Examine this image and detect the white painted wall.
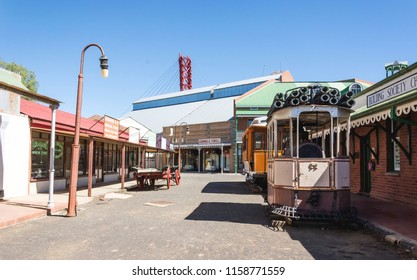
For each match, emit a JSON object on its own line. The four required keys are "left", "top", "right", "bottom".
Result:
{"left": 0, "top": 113, "right": 30, "bottom": 198}
{"left": 29, "top": 176, "right": 97, "bottom": 194}
{"left": 103, "top": 173, "right": 119, "bottom": 183}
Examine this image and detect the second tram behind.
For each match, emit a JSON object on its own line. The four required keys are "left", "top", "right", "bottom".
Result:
{"left": 242, "top": 116, "right": 268, "bottom": 190}
{"left": 266, "top": 85, "right": 356, "bottom": 224}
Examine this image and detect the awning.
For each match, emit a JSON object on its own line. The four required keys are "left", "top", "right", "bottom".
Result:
{"left": 350, "top": 87, "right": 417, "bottom": 127}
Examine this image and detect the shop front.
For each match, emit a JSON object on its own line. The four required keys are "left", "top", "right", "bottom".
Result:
{"left": 174, "top": 141, "right": 231, "bottom": 173}
{"left": 20, "top": 99, "right": 165, "bottom": 195}
{"left": 350, "top": 61, "right": 417, "bottom": 207}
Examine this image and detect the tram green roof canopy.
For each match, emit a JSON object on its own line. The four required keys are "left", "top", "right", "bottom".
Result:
{"left": 235, "top": 80, "right": 372, "bottom": 116}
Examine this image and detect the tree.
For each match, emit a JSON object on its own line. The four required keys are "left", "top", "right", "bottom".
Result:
{"left": 0, "top": 58, "right": 39, "bottom": 93}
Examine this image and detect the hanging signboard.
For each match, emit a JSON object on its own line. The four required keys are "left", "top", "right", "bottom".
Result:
{"left": 103, "top": 115, "right": 120, "bottom": 140}
{"left": 148, "top": 131, "right": 157, "bottom": 147}
{"left": 198, "top": 138, "right": 221, "bottom": 145}
{"left": 161, "top": 137, "right": 167, "bottom": 150}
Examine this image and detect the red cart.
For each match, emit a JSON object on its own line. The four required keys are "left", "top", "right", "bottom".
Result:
{"left": 133, "top": 165, "right": 180, "bottom": 190}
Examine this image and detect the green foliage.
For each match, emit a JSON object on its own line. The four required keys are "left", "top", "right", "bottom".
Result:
{"left": 0, "top": 58, "right": 39, "bottom": 93}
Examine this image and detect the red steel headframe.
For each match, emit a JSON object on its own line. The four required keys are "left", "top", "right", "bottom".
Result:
{"left": 179, "top": 53, "right": 192, "bottom": 91}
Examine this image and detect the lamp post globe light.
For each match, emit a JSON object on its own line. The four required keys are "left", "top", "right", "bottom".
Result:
{"left": 67, "top": 43, "right": 108, "bottom": 217}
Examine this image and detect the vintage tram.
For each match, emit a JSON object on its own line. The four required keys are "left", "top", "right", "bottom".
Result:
{"left": 266, "top": 85, "right": 356, "bottom": 227}
{"left": 242, "top": 116, "right": 268, "bottom": 190}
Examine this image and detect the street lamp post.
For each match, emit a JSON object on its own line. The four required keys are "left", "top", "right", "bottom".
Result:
{"left": 67, "top": 43, "right": 108, "bottom": 217}
{"left": 177, "top": 122, "right": 189, "bottom": 172}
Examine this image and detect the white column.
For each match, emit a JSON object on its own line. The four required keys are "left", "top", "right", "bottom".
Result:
{"left": 221, "top": 144, "right": 224, "bottom": 174}
{"left": 47, "top": 104, "right": 59, "bottom": 210}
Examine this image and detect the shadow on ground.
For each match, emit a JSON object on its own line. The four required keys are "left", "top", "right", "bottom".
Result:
{"left": 185, "top": 202, "right": 268, "bottom": 225}
{"left": 201, "top": 181, "right": 256, "bottom": 195}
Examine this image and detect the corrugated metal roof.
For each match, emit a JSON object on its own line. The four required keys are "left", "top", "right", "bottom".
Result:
{"left": 0, "top": 68, "right": 29, "bottom": 91}
{"left": 122, "top": 97, "right": 235, "bottom": 132}
{"left": 21, "top": 99, "right": 103, "bottom": 134}
{"left": 0, "top": 68, "right": 61, "bottom": 105}
{"left": 133, "top": 73, "right": 284, "bottom": 104}
{"left": 124, "top": 72, "right": 292, "bottom": 133}
{"left": 173, "top": 97, "right": 235, "bottom": 125}
{"left": 20, "top": 99, "right": 129, "bottom": 140}
{"left": 121, "top": 100, "right": 207, "bottom": 133}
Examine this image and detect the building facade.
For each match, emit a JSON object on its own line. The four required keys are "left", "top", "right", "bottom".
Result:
{"left": 0, "top": 68, "right": 60, "bottom": 198}
{"left": 124, "top": 72, "right": 294, "bottom": 173}
{"left": 350, "top": 61, "right": 417, "bottom": 207}
{"left": 162, "top": 121, "right": 233, "bottom": 172}
{"left": 20, "top": 99, "right": 171, "bottom": 196}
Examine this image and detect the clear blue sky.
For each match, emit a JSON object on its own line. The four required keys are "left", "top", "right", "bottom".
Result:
{"left": 1, "top": 0, "right": 417, "bottom": 118}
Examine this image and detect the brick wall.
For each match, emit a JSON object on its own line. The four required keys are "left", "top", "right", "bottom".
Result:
{"left": 350, "top": 113, "right": 417, "bottom": 207}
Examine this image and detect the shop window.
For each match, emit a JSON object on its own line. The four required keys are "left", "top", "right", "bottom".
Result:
{"left": 94, "top": 142, "right": 103, "bottom": 176}
{"left": 183, "top": 150, "right": 198, "bottom": 171}
{"left": 103, "top": 143, "right": 118, "bottom": 173}
{"left": 387, "top": 120, "right": 400, "bottom": 172}
{"left": 31, "top": 139, "right": 49, "bottom": 179}
{"left": 127, "top": 147, "right": 138, "bottom": 169}
{"left": 65, "top": 139, "right": 72, "bottom": 178}
{"left": 203, "top": 150, "right": 219, "bottom": 171}
{"left": 31, "top": 133, "right": 71, "bottom": 179}
{"left": 117, "top": 146, "right": 122, "bottom": 172}
{"left": 237, "top": 143, "right": 243, "bottom": 169}
{"left": 78, "top": 140, "right": 88, "bottom": 175}
{"left": 146, "top": 152, "right": 156, "bottom": 168}
{"left": 223, "top": 150, "right": 230, "bottom": 172}
{"left": 54, "top": 141, "right": 65, "bottom": 177}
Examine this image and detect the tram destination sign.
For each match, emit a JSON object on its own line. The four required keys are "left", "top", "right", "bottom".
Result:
{"left": 367, "top": 73, "right": 417, "bottom": 108}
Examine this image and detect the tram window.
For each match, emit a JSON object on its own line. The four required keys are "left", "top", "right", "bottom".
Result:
{"left": 254, "top": 132, "right": 265, "bottom": 150}
{"left": 298, "top": 111, "right": 331, "bottom": 158}
{"left": 276, "top": 120, "right": 291, "bottom": 157}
